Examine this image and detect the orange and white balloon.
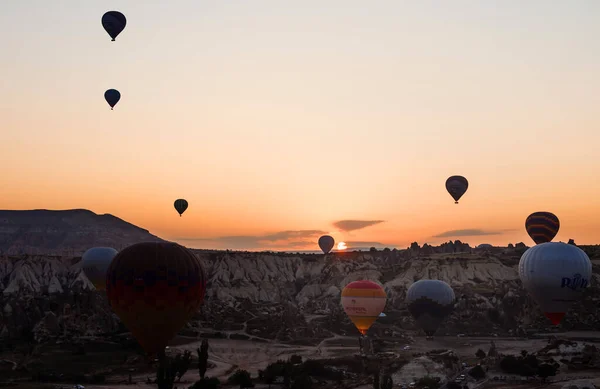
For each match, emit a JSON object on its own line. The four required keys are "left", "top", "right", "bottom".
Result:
{"left": 341, "top": 280, "right": 387, "bottom": 335}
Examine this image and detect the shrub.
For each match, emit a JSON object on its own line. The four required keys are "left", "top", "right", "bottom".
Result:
{"left": 499, "top": 354, "right": 540, "bottom": 377}
{"left": 446, "top": 382, "right": 462, "bottom": 389}
{"left": 468, "top": 365, "right": 486, "bottom": 380}
{"left": 290, "top": 354, "right": 302, "bottom": 364}
{"left": 291, "top": 374, "right": 313, "bottom": 389}
{"left": 227, "top": 369, "right": 254, "bottom": 388}
{"left": 537, "top": 363, "right": 558, "bottom": 382}
{"left": 416, "top": 375, "right": 440, "bottom": 389}
{"left": 90, "top": 374, "right": 106, "bottom": 384}
{"left": 189, "top": 377, "right": 220, "bottom": 389}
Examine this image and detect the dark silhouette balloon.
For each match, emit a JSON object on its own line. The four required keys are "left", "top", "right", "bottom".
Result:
{"left": 174, "top": 199, "right": 188, "bottom": 217}
{"left": 406, "top": 279, "right": 455, "bottom": 338}
{"left": 102, "top": 11, "right": 127, "bottom": 41}
{"left": 525, "top": 211, "right": 560, "bottom": 245}
{"left": 445, "top": 175, "right": 468, "bottom": 204}
{"left": 105, "top": 242, "right": 206, "bottom": 355}
{"left": 104, "top": 89, "right": 121, "bottom": 110}
{"left": 318, "top": 235, "right": 335, "bottom": 254}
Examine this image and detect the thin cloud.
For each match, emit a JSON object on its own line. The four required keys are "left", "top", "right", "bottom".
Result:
{"left": 346, "top": 240, "right": 385, "bottom": 247}
{"left": 175, "top": 229, "right": 328, "bottom": 250}
{"left": 262, "top": 230, "right": 327, "bottom": 241}
{"left": 333, "top": 220, "right": 385, "bottom": 232}
{"left": 344, "top": 241, "right": 390, "bottom": 248}
{"left": 433, "top": 228, "right": 515, "bottom": 238}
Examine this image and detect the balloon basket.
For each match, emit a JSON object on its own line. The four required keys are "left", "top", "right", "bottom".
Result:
{"left": 145, "top": 350, "right": 167, "bottom": 367}
{"left": 358, "top": 334, "right": 375, "bottom": 356}
{"left": 146, "top": 353, "right": 158, "bottom": 363}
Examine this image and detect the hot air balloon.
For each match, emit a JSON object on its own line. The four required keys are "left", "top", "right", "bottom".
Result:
{"left": 102, "top": 11, "right": 127, "bottom": 41}
{"left": 445, "top": 175, "right": 468, "bottom": 204}
{"left": 341, "top": 280, "right": 387, "bottom": 335}
{"left": 519, "top": 242, "right": 591, "bottom": 325}
{"left": 406, "top": 279, "right": 455, "bottom": 338}
{"left": 104, "top": 89, "right": 121, "bottom": 110}
{"left": 525, "top": 212, "right": 560, "bottom": 245}
{"left": 318, "top": 235, "right": 335, "bottom": 254}
{"left": 174, "top": 199, "right": 188, "bottom": 217}
{"left": 106, "top": 242, "right": 206, "bottom": 356}
{"left": 81, "top": 247, "right": 118, "bottom": 291}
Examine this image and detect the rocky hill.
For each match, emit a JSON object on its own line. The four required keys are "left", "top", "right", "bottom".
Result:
{"left": 1, "top": 243, "right": 600, "bottom": 348}
{"left": 0, "top": 209, "right": 164, "bottom": 256}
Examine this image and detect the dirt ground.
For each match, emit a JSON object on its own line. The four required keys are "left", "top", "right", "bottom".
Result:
{"left": 4, "top": 331, "right": 600, "bottom": 389}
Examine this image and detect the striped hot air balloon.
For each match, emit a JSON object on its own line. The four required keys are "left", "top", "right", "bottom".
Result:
{"left": 525, "top": 211, "right": 560, "bottom": 245}
{"left": 341, "top": 280, "right": 387, "bottom": 335}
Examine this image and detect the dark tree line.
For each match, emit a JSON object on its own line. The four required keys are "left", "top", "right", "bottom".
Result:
{"left": 499, "top": 352, "right": 559, "bottom": 382}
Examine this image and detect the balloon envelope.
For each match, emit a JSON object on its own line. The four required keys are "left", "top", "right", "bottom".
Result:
{"left": 174, "top": 199, "right": 188, "bottom": 216}
{"left": 81, "top": 247, "right": 118, "bottom": 291}
{"left": 341, "top": 280, "right": 387, "bottom": 335}
{"left": 406, "top": 279, "right": 455, "bottom": 337}
{"left": 102, "top": 11, "right": 126, "bottom": 41}
{"left": 445, "top": 176, "right": 468, "bottom": 204}
{"left": 106, "top": 242, "right": 207, "bottom": 355}
{"left": 525, "top": 212, "right": 560, "bottom": 245}
{"left": 318, "top": 235, "right": 335, "bottom": 254}
{"left": 519, "top": 242, "right": 591, "bottom": 325}
{"left": 104, "top": 89, "right": 121, "bottom": 109}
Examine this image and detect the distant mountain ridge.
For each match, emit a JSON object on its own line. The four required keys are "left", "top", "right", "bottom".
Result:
{"left": 0, "top": 209, "right": 164, "bottom": 255}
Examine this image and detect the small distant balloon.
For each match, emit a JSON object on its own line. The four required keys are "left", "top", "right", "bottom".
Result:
{"left": 519, "top": 242, "right": 591, "bottom": 325}
{"left": 318, "top": 235, "right": 335, "bottom": 254}
{"left": 104, "top": 89, "right": 121, "bottom": 110}
{"left": 525, "top": 212, "right": 560, "bottom": 245}
{"left": 102, "top": 11, "right": 127, "bottom": 41}
{"left": 445, "top": 175, "right": 468, "bottom": 204}
{"left": 174, "top": 199, "right": 188, "bottom": 217}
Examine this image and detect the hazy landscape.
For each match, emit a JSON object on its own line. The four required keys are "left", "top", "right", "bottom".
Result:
{"left": 1, "top": 210, "right": 599, "bottom": 389}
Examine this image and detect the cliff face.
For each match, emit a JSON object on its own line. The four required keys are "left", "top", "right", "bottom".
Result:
{"left": 1, "top": 246, "right": 600, "bottom": 346}
{"left": 0, "top": 209, "right": 164, "bottom": 256}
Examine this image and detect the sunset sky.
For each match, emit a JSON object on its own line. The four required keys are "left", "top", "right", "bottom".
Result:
{"left": 2, "top": 1, "right": 600, "bottom": 251}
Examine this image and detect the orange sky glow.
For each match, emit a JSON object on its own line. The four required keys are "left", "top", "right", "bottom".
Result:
{"left": 1, "top": 1, "right": 599, "bottom": 251}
